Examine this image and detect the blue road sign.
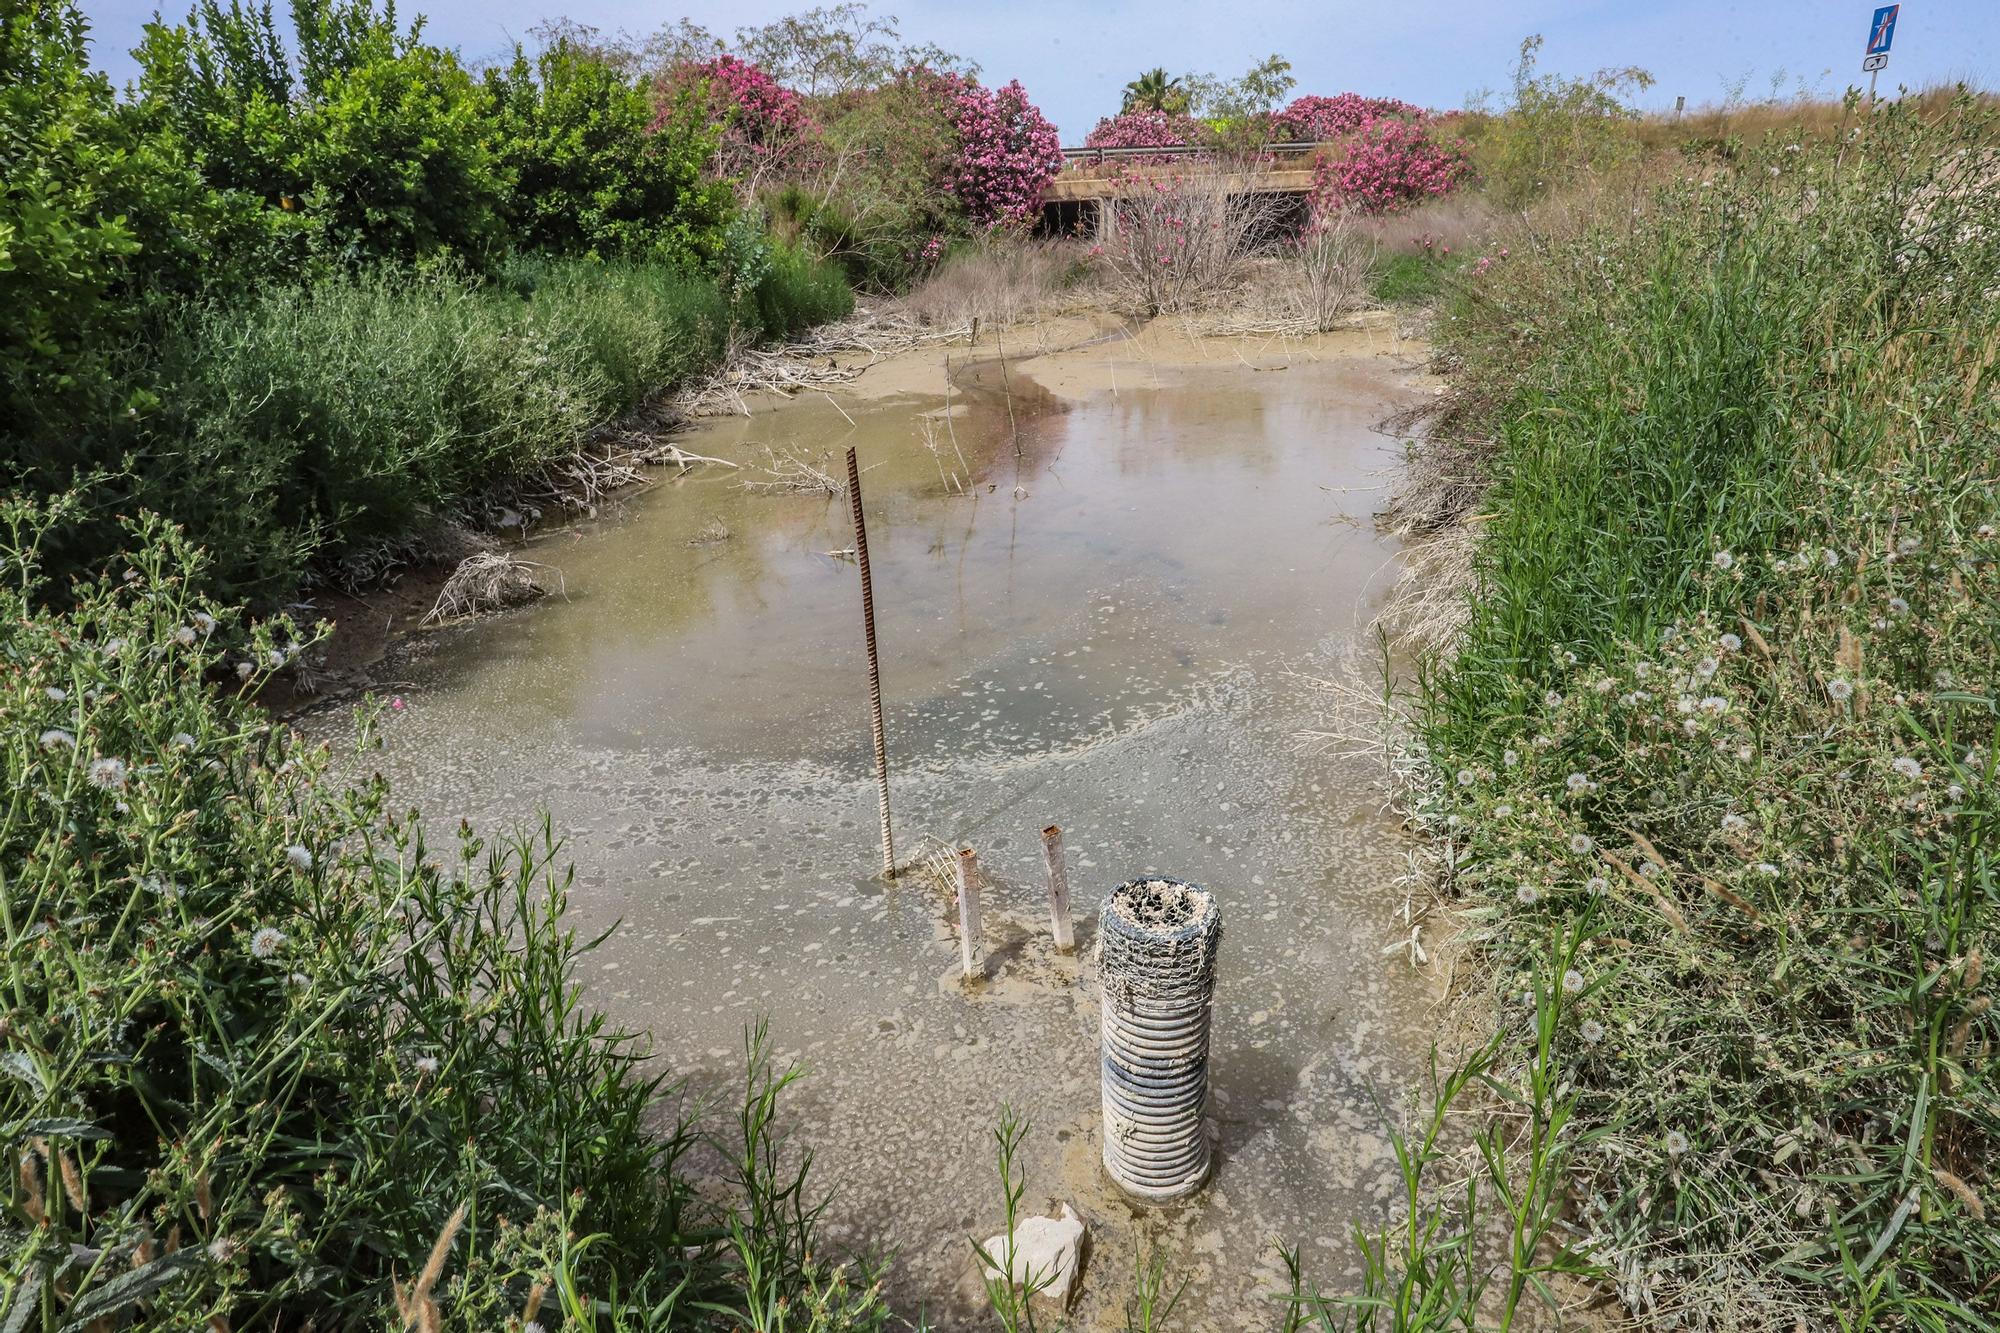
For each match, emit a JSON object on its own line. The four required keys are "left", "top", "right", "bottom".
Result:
{"left": 1867, "top": 5, "right": 1899, "bottom": 56}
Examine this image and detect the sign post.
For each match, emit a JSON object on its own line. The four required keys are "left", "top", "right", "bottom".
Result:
{"left": 1864, "top": 4, "right": 1899, "bottom": 104}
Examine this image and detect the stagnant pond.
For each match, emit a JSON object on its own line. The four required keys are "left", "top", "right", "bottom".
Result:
{"left": 314, "top": 318, "right": 1441, "bottom": 1329}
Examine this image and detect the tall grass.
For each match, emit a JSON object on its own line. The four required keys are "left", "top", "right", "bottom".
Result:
{"left": 0, "top": 501, "right": 889, "bottom": 1330}
{"left": 1399, "top": 92, "right": 2000, "bottom": 1329}
{"left": 56, "top": 249, "right": 850, "bottom": 605}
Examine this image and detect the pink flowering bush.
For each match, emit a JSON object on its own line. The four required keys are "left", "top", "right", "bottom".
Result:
{"left": 941, "top": 77, "right": 1063, "bottom": 230}
{"left": 1272, "top": 92, "right": 1424, "bottom": 141}
{"left": 1312, "top": 116, "right": 1473, "bottom": 214}
{"left": 666, "top": 54, "right": 820, "bottom": 187}
{"left": 1083, "top": 110, "right": 1205, "bottom": 150}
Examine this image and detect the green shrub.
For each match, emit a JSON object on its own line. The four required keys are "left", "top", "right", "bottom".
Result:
{"left": 0, "top": 503, "right": 894, "bottom": 1329}
{"left": 750, "top": 240, "right": 855, "bottom": 339}
{"left": 130, "top": 259, "right": 734, "bottom": 597}
{"left": 0, "top": 1, "right": 238, "bottom": 436}
{"left": 135, "top": 0, "right": 506, "bottom": 271}
{"left": 483, "top": 37, "right": 734, "bottom": 266}
{"left": 1411, "top": 95, "right": 2000, "bottom": 1328}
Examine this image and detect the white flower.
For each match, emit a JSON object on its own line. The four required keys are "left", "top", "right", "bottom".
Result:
{"left": 1719, "top": 633, "right": 1742, "bottom": 653}
{"left": 1561, "top": 969, "right": 1585, "bottom": 995}
{"left": 1503, "top": 748, "right": 1520, "bottom": 767}
{"left": 284, "top": 844, "right": 314, "bottom": 872}
{"left": 1827, "top": 678, "right": 1854, "bottom": 703}
{"left": 192, "top": 611, "right": 217, "bottom": 633}
{"left": 1892, "top": 756, "right": 1924, "bottom": 780}
{"left": 1456, "top": 768, "right": 1476, "bottom": 787}
{"left": 1721, "top": 813, "right": 1750, "bottom": 835}
{"left": 236, "top": 660, "right": 255, "bottom": 681}
{"left": 1586, "top": 876, "right": 1609, "bottom": 894}
{"left": 39, "top": 728, "right": 75, "bottom": 750}
{"left": 250, "top": 926, "right": 285, "bottom": 959}
{"left": 1712, "top": 551, "right": 1735, "bottom": 571}
{"left": 87, "top": 756, "right": 128, "bottom": 790}
{"left": 1695, "top": 656, "right": 1720, "bottom": 680}
{"left": 208, "top": 1236, "right": 238, "bottom": 1263}
{"left": 1579, "top": 1019, "right": 1606, "bottom": 1044}
{"left": 1700, "top": 695, "right": 1729, "bottom": 716}
{"left": 1676, "top": 695, "right": 1697, "bottom": 714}
{"left": 1566, "top": 772, "right": 1590, "bottom": 793}
{"left": 1516, "top": 883, "right": 1541, "bottom": 906}
{"left": 1664, "top": 1130, "right": 1690, "bottom": 1156}
{"left": 1570, "top": 833, "right": 1594, "bottom": 854}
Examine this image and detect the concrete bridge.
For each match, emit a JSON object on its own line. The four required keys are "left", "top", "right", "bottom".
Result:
{"left": 1039, "top": 142, "right": 1329, "bottom": 239}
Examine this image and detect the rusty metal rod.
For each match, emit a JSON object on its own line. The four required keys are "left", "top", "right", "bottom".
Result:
{"left": 845, "top": 446, "right": 894, "bottom": 878}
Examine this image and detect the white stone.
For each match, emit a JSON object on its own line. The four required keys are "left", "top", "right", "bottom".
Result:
{"left": 978, "top": 1203, "right": 1087, "bottom": 1307}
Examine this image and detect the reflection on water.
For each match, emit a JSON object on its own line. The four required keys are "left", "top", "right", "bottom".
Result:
{"left": 315, "top": 331, "right": 1440, "bottom": 1329}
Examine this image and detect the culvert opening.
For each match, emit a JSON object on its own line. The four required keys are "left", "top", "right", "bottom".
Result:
{"left": 1098, "top": 877, "right": 1223, "bottom": 1204}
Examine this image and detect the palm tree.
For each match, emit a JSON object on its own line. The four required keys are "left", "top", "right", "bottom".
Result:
{"left": 1122, "top": 67, "right": 1186, "bottom": 115}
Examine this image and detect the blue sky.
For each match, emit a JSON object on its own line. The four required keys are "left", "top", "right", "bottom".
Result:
{"left": 80, "top": 0, "right": 1998, "bottom": 142}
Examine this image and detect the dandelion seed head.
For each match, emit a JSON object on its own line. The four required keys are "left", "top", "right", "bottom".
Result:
{"left": 1640, "top": 859, "right": 1663, "bottom": 878}
{"left": 1721, "top": 813, "right": 1750, "bottom": 835}
{"left": 1566, "top": 772, "right": 1590, "bottom": 792}
{"left": 1827, "top": 678, "right": 1854, "bottom": 702}
{"left": 39, "top": 728, "right": 75, "bottom": 750}
{"left": 1516, "top": 883, "right": 1541, "bottom": 906}
{"left": 1456, "top": 768, "right": 1476, "bottom": 787}
{"left": 192, "top": 611, "right": 216, "bottom": 633}
{"left": 87, "top": 756, "right": 127, "bottom": 790}
{"left": 1634, "top": 661, "right": 1652, "bottom": 679}
{"left": 1719, "top": 633, "right": 1742, "bottom": 653}
{"left": 1586, "top": 876, "right": 1609, "bottom": 894}
{"left": 1503, "top": 748, "right": 1520, "bottom": 767}
{"left": 412, "top": 1055, "right": 440, "bottom": 1075}
{"left": 1570, "top": 833, "right": 1595, "bottom": 854}
{"left": 1664, "top": 1130, "right": 1690, "bottom": 1156}
{"left": 1934, "top": 670, "right": 1955, "bottom": 689}
{"left": 1892, "top": 756, "right": 1924, "bottom": 780}
{"left": 236, "top": 660, "right": 255, "bottom": 681}
{"left": 172, "top": 625, "right": 196, "bottom": 647}
{"left": 1756, "top": 861, "right": 1779, "bottom": 876}
{"left": 1493, "top": 803, "right": 1514, "bottom": 819}
{"left": 1543, "top": 690, "right": 1564, "bottom": 709}
{"left": 1580, "top": 1019, "right": 1606, "bottom": 1044}
{"left": 1888, "top": 596, "right": 1909, "bottom": 615}
{"left": 1712, "top": 550, "right": 1735, "bottom": 571}
{"left": 1700, "top": 695, "right": 1729, "bottom": 715}
{"left": 284, "top": 844, "right": 313, "bottom": 872}
{"left": 250, "top": 926, "right": 285, "bottom": 959}
{"left": 171, "top": 732, "right": 196, "bottom": 750}
{"left": 1696, "top": 656, "right": 1720, "bottom": 680}
{"left": 1562, "top": 969, "right": 1586, "bottom": 995}
{"left": 44, "top": 686, "right": 67, "bottom": 702}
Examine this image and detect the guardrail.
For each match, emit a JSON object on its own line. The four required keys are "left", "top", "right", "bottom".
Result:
{"left": 1058, "top": 140, "right": 1338, "bottom": 166}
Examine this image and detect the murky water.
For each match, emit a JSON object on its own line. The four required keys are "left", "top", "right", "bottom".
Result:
{"left": 315, "top": 325, "right": 1441, "bottom": 1329}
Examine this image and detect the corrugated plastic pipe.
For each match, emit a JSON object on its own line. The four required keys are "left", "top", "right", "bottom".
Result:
{"left": 1098, "top": 877, "right": 1222, "bottom": 1203}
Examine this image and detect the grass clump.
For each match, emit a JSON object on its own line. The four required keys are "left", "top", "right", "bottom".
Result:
{"left": 114, "top": 257, "right": 760, "bottom": 602}
{"left": 0, "top": 500, "right": 890, "bottom": 1330}
{"left": 1403, "top": 93, "right": 2000, "bottom": 1329}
